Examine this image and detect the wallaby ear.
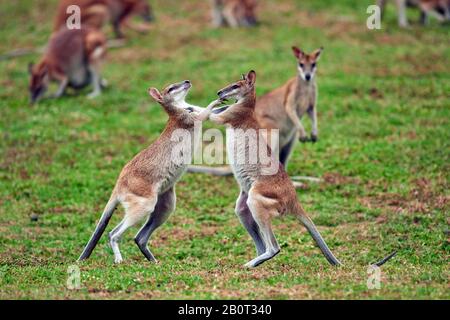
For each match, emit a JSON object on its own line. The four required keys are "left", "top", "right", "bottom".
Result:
{"left": 28, "top": 62, "right": 34, "bottom": 75}
{"left": 312, "top": 47, "right": 324, "bottom": 61}
{"left": 246, "top": 70, "right": 256, "bottom": 86}
{"left": 292, "top": 46, "right": 304, "bottom": 59}
{"left": 148, "top": 87, "right": 162, "bottom": 102}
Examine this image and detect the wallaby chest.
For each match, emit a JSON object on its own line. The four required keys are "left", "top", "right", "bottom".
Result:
{"left": 226, "top": 128, "right": 259, "bottom": 192}
{"left": 291, "top": 82, "right": 316, "bottom": 118}
{"left": 158, "top": 128, "right": 195, "bottom": 193}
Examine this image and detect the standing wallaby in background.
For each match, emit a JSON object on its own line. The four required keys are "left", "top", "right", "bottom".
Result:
{"left": 54, "top": 0, "right": 154, "bottom": 38}
{"left": 189, "top": 46, "right": 323, "bottom": 182}
{"left": 255, "top": 46, "right": 322, "bottom": 169}
{"left": 78, "top": 80, "right": 222, "bottom": 263}
{"left": 378, "top": 0, "right": 450, "bottom": 27}
{"left": 209, "top": 70, "right": 396, "bottom": 268}
{"left": 28, "top": 27, "right": 107, "bottom": 104}
{"left": 211, "top": 0, "right": 258, "bottom": 28}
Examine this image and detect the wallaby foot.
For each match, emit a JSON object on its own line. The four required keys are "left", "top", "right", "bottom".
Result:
{"left": 244, "top": 249, "right": 280, "bottom": 268}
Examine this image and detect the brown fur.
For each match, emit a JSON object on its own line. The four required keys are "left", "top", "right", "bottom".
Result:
{"left": 210, "top": 71, "right": 341, "bottom": 267}
{"left": 187, "top": 48, "right": 322, "bottom": 180}
{"left": 78, "top": 81, "right": 222, "bottom": 263}
{"left": 255, "top": 47, "right": 322, "bottom": 168}
{"left": 378, "top": 0, "right": 450, "bottom": 26}
{"left": 211, "top": 0, "right": 258, "bottom": 27}
{"left": 54, "top": 0, "right": 153, "bottom": 38}
{"left": 28, "top": 27, "right": 106, "bottom": 103}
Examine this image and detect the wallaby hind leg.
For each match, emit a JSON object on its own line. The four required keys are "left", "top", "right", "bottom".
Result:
{"left": 396, "top": 0, "right": 409, "bottom": 27}
{"left": 244, "top": 191, "right": 280, "bottom": 268}
{"left": 134, "top": 188, "right": 176, "bottom": 262}
{"left": 377, "top": 0, "right": 387, "bottom": 19}
{"left": 211, "top": 0, "right": 225, "bottom": 27}
{"left": 279, "top": 135, "right": 296, "bottom": 169}
{"left": 235, "top": 191, "right": 266, "bottom": 256}
{"left": 223, "top": 7, "right": 239, "bottom": 27}
{"left": 87, "top": 63, "right": 102, "bottom": 99}
{"left": 109, "top": 194, "right": 157, "bottom": 263}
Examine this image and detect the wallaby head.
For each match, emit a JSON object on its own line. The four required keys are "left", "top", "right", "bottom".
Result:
{"left": 148, "top": 80, "right": 199, "bottom": 121}
{"left": 28, "top": 61, "right": 49, "bottom": 104}
{"left": 292, "top": 46, "right": 323, "bottom": 82}
{"left": 210, "top": 70, "right": 256, "bottom": 126}
{"left": 129, "top": 0, "right": 154, "bottom": 22}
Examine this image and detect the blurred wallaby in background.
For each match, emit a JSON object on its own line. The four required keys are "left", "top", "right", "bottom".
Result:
{"left": 211, "top": 0, "right": 258, "bottom": 27}
{"left": 378, "top": 0, "right": 450, "bottom": 27}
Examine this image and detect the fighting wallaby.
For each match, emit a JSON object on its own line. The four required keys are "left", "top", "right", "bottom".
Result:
{"left": 378, "top": 0, "right": 450, "bottom": 27}
{"left": 54, "top": 0, "right": 154, "bottom": 38}
{"left": 78, "top": 81, "right": 222, "bottom": 263}
{"left": 189, "top": 46, "right": 323, "bottom": 182}
{"left": 209, "top": 70, "right": 396, "bottom": 268}
{"left": 211, "top": 0, "right": 258, "bottom": 28}
{"left": 28, "top": 27, "right": 107, "bottom": 104}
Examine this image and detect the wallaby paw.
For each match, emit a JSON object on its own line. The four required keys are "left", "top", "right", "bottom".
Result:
{"left": 100, "top": 78, "right": 108, "bottom": 88}
{"left": 114, "top": 257, "right": 123, "bottom": 264}
{"left": 87, "top": 91, "right": 101, "bottom": 99}
{"left": 299, "top": 136, "right": 310, "bottom": 143}
{"left": 311, "top": 134, "right": 318, "bottom": 143}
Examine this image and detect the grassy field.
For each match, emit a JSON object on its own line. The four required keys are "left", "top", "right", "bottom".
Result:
{"left": 0, "top": 0, "right": 449, "bottom": 299}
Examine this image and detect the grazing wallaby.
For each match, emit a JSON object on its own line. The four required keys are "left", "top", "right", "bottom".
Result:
{"left": 209, "top": 70, "right": 396, "bottom": 268}
{"left": 378, "top": 0, "right": 450, "bottom": 27}
{"left": 78, "top": 80, "right": 222, "bottom": 263}
{"left": 54, "top": 0, "right": 154, "bottom": 38}
{"left": 211, "top": 0, "right": 258, "bottom": 28}
{"left": 28, "top": 27, "right": 106, "bottom": 104}
{"left": 189, "top": 46, "right": 323, "bottom": 184}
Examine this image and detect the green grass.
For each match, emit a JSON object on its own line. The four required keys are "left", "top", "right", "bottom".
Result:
{"left": 0, "top": 0, "right": 449, "bottom": 299}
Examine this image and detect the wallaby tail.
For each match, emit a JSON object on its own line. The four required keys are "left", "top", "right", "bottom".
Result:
{"left": 371, "top": 250, "right": 397, "bottom": 267}
{"left": 294, "top": 203, "right": 342, "bottom": 266}
{"left": 78, "top": 194, "right": 119, "bottom": 261}
{"left": 293, "top": 202, "right": 397, "bottom": 267}
{"left": 187, "top": 165, "right": 233, "bottom": 176}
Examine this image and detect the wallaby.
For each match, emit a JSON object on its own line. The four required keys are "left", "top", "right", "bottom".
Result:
{"left": 28, "top": 27, "right": 107, "bottom": 104}
{"left": 78, "top": 80, "right": 222, "bottom": 263}
{"left": 188, "top": 46, "right": 323, "bottom": 186}
{"left": 255, "top": 46, "right": 322, "bottom": 170}
{"left": 209, "top": 70, "right": 396, "bottom": 268}
{"left": 211, "top": 0, "right": 258, "bottom": 28}
{"left": 378, "top": 0, "right": 450, "bottom": 27}
{"left": 54, "top": 0, "right": 154, "bottom": 38}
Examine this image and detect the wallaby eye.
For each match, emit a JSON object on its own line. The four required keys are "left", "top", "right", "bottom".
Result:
{"left": 231, "top": 84, "right": 240, "bottom": 90}
{"left": 312, "top": 63, "right": 316, "bottom": 68}
{"left": 168, "top": 87, "right": 176, "bottom": 93}
{"left": 299, "top": 63, "right": 304, "bottom": 68}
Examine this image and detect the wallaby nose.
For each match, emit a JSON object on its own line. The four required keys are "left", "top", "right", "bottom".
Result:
{"left": 305, "top": 74, "right": 311, "bottom": 81}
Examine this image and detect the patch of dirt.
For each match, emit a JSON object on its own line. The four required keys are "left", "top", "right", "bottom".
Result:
{"left": 359, "top": 178, "right": 449, "bottom": 217}
{"left": 152, "top": 224, "right": 221, "bottom": 246}
{"left": 386, "top": 131, "right": 418, "bottom": 142}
